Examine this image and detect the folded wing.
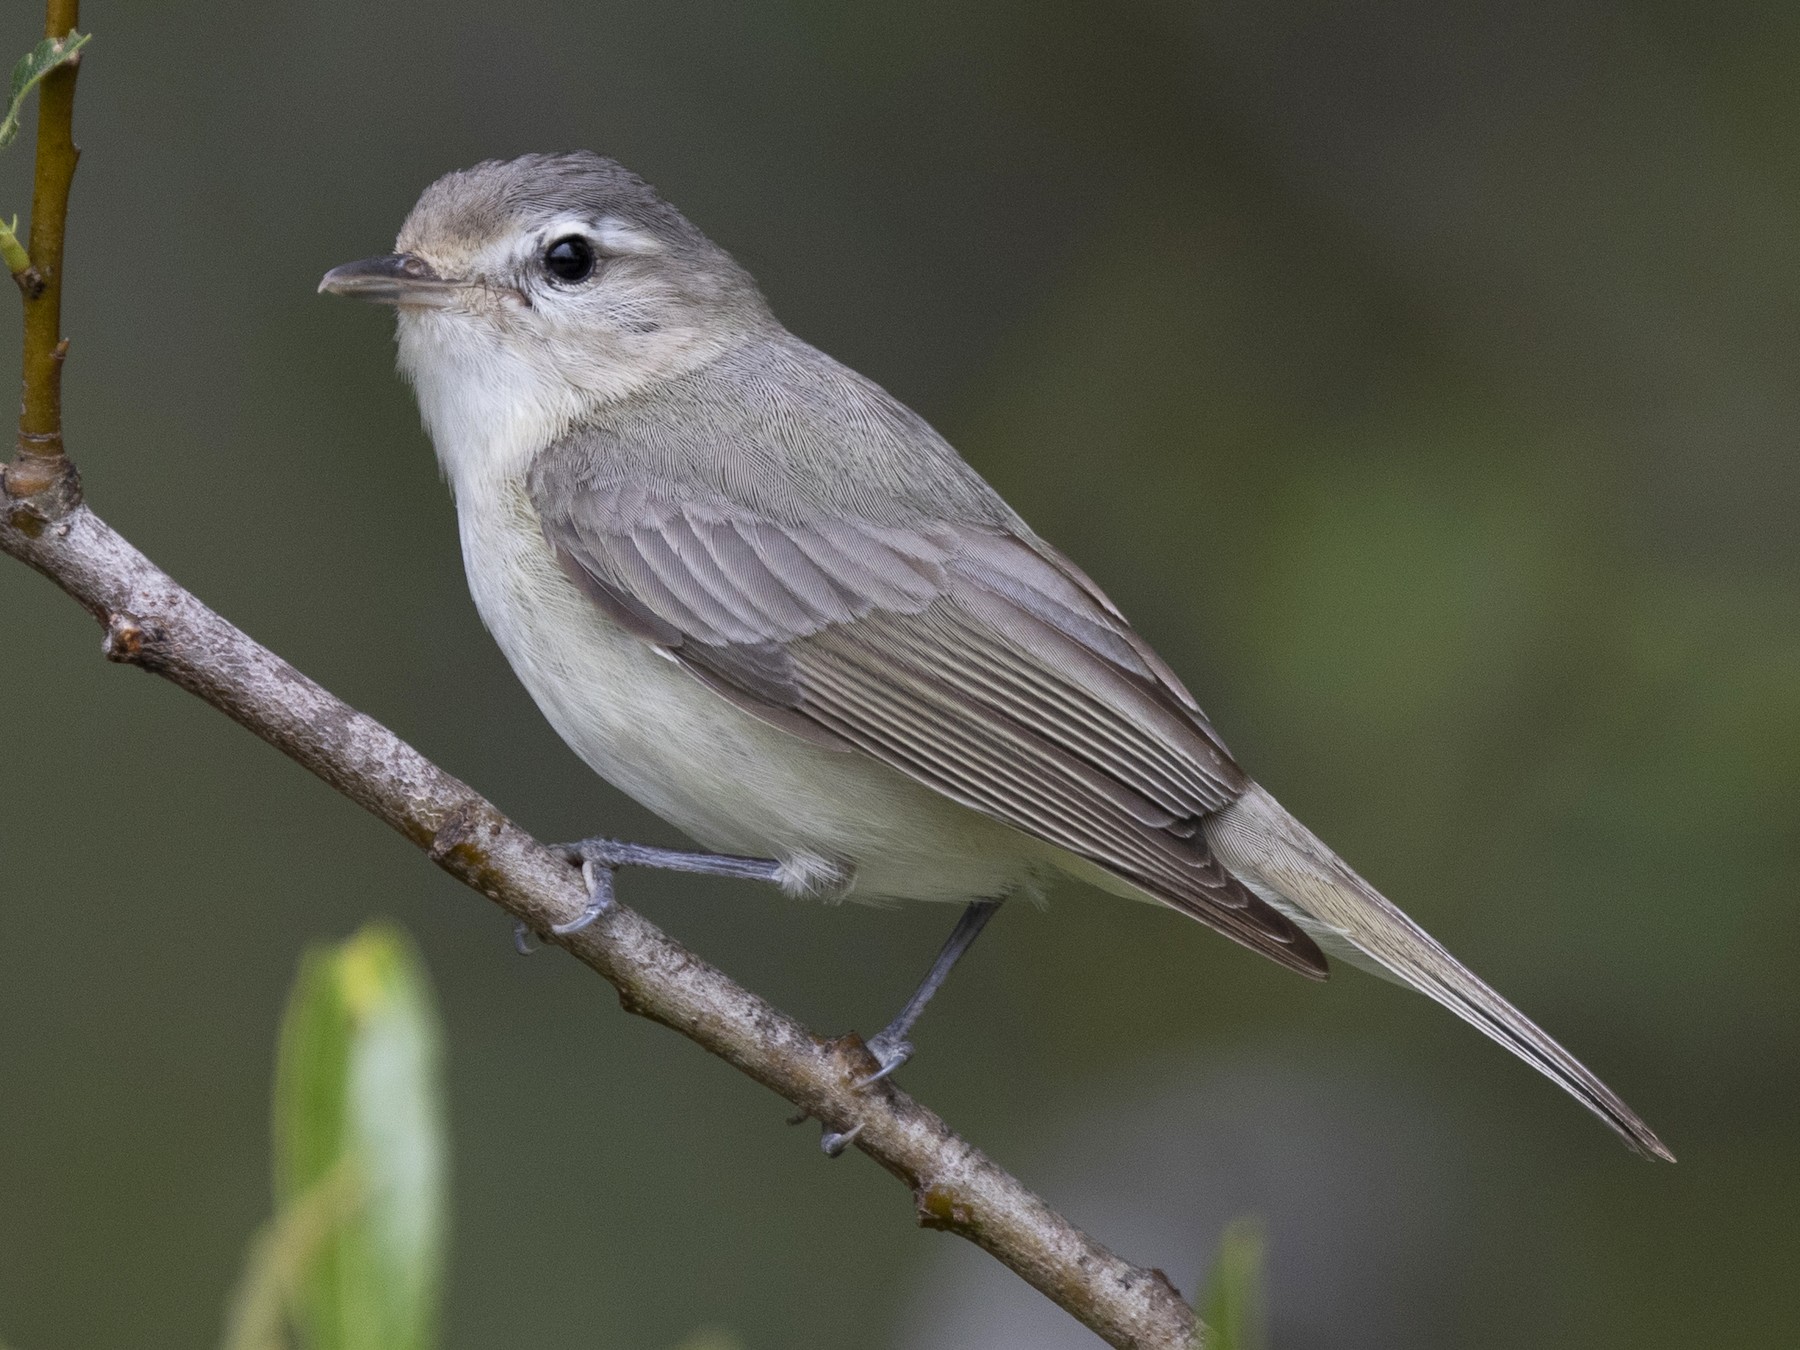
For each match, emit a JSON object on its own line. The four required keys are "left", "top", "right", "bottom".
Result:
{"left": 534, "top": 474, "right": 1327, "bottom": 979}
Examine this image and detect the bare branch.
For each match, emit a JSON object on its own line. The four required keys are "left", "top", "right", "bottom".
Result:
{"left": 0, "top": 497, "right": 1203, "bottom": 1350}
{"left": 0, "top": 2, "right": 1204, "bottom": 1344}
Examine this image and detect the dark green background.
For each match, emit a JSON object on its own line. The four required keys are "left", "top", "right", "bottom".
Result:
{"left": 3, "top": 2, "right": 1794, "bottom": 1346}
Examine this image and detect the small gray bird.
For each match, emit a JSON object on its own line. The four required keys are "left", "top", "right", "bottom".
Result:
{"left": 321, "top": 152, "right": 1670, "bottom": 1160}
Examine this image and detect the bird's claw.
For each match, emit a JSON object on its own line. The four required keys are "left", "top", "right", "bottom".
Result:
{"left": 807, "top": 1033, "right": 908, "bottom": 1156}
{"left": 788, "top": 1106, "right": 864, "bottom": 1158}
{"left": 551, "top": 859, "right": 615, "bottom": 935}
{"left": 856, "top": 1033, "right": 913, "bottom": 1088}
{"left": 514, "top": 855, "right": 616, "bottom": 952}
{"left": 819, "top": 1122, "right": 863, "bottom": 1157}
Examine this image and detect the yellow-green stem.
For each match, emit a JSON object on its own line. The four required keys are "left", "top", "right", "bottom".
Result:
{"left": 7, "top": 0, "right": 81, "bottom": 496}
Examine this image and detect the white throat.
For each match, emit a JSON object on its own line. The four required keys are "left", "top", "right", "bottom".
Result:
{"left": 396, "top": 309, "right": 577, "bottom": 498}
{"left": 395, "top": 306, "right": 742, "bottom": 500}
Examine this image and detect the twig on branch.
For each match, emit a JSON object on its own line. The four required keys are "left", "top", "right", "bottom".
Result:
{"left": 0, "top": 5, "right": 1206, "bottom": 1348}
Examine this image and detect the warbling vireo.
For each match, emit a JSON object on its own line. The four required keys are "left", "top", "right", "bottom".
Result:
{"left": 320, "top": 152, "right": 1670, "bottom": 1160}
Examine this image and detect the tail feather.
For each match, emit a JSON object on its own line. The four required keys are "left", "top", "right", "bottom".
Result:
{"left": 1205, "top": 783, "right": 1674, "bottom": 1162}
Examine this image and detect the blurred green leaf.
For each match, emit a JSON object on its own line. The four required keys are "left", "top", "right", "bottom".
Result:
{"left": 272, "top": 923, "right": 448, "bottom": 1350}
{"left": 0, "top": 31, "right": 91, "bottom": 148}
{"left": 220, "top": 1161, "right": 360, "bottom": 1350}
{"left": 1200, "top": 1218, "right": 1267, "bottom": 1350}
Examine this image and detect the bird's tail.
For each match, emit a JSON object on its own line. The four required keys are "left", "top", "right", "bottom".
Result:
{"left": 1204, "top": 783, "right": 1673, "bottom": 1161}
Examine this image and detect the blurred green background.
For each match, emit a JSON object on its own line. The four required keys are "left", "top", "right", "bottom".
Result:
{"left": 2, "top": 2, "right": 1796, "bottom": 1346}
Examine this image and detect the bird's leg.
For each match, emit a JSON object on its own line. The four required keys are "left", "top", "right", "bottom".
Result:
{"left": 815, "top": 899, "right": 1002, "bottom": 1157}
{"left": 861, "top": 898, "right": 1002, "bottom": 1084}
{"left": 527, "top": 838, "right": 784, "bottom": 944}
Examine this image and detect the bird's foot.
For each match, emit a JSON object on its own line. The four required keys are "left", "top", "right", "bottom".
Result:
{"left": 551, "top": 856, "right": 619, "bottom": 935}
{"left": 512, "top": 855, "right": 614, "bottom": 952}
{"left": 513, "top": 838, "right": 783, "bottom": 950}
{"left": 813, "top": 1031, "right": 911, "bottom": 1156}
{"left": 790, "top": 1030, "right": 910, "bottom": 1158}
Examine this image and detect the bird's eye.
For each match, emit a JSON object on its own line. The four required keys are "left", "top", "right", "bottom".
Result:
{"left": 543, "top": 235, "right": 596, "bottom": 283}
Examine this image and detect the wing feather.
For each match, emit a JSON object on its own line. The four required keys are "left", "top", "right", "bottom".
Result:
{"left": 535, "top": 475, "right": 1326, "bottom": 978}
{"left": 734, "top": 518, "right": 858, "bottom": 622}
{"left": 875, "top": 610, "right": 1216, "bottom": 810}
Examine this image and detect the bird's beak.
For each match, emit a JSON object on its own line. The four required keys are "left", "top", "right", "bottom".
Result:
{"left": 318, "top": 253, "right": 468, "bottom": 307}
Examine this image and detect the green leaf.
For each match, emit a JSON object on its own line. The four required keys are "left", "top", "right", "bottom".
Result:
{"left": 272, "top": 923, "right": 448, "bottom": 1350}
{"left": 220, "top": 1162, "right": 362, "bottom": 1350}
{"left": 0, "top": 31, "right": 92, "bottom": 149}
{"left": 1200, "top": 1217, "right": 1267, "bottom": 1350}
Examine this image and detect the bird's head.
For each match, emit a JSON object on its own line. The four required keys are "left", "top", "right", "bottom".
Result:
{"left": 321, "top": 152, "right": 772, "bottom": 465}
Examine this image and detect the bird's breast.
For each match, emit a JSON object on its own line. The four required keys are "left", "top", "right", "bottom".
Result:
{"left": 451, "top": 468, "right": 716, "bottom": 816}
{"left": 445, "top": 467, "right": 1044, "bottom": 904}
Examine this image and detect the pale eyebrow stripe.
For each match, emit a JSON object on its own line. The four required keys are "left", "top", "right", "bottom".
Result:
{"left": 593, "top": 216, "right": 664, "bottom": 255}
